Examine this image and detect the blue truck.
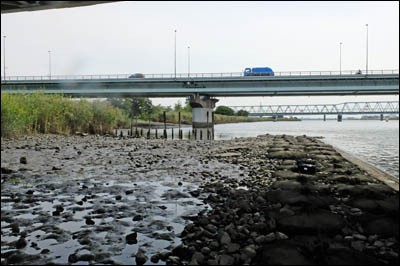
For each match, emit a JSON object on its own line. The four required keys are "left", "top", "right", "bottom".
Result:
{"left": 244, "top": 67, "right": 274, "bottom": 76}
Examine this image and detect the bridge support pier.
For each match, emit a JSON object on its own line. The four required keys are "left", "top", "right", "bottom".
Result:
{"left": 337, "top": 114, "right": 342, "bottom": 122}
{"left": 323, "top": 114, "right": 326, "bottom": 121}
{"left": 380, "top": 114, "right": 384, "bottom": 121}
{"left": 189, "top": 95, "right": 218, "bottom": 140}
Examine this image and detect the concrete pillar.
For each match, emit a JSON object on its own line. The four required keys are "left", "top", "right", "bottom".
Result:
{"left": 337, "top": 114, "right": 342, "bottom": 122}
{"left": 323, "top": 114, "right": 326, "bottom": 121}
{"left": 190, "top": 95, "right": 218, "bottom": 140}
{"left": 380, "top": 114, "right": 384, "bottom": 121}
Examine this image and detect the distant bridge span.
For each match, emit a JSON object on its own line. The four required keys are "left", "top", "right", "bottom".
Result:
{"left": 229, "top": 101, "right": 399, "bottom": 116}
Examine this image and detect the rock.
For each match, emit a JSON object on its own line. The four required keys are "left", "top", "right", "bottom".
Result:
{"left": 275, "top": 232, "right": 289, "bottom": 240}
{"left": 135, "top": 250, "right": 147, "bottom": 266}
{"left": 19, "top": 157, "right": 27, "bottom": 164}
{"left": 190, "top": 252, "right": 205, "bottom": 265}
{"left": 126, "top": 232, "right": 138, "bottom": 244}
{"left": 166, "top": 256, "right": 181, "bottom": 265}
{"left": 241, "top": 245, "right": 257, "bottom": 258}
{"left": 351, "top": 240, "right": 365, "bottom": 252}
{"left": 255, "top": 235, "right": 266, "bottom": 244}
{"left": 277, "top": 210, "right": 344, "bottom": 235}
{"left": 201, "top": 246, "right": 211, "bottom": 255}
{"left": 362, "top": 217, "right": 399, "bottom": 238}
{"left": 226, "top": 243, "right": 240, "bottom": 253}
{"left": 220, "top": 232, "right": 231, "bottom": 245}
{"left": 68, "top": 254, "right": 78, "bottom": 263}
{"left": 85, "top": 217, "right": 95, "bottom": 225}
{"left": 252, "top": 241, "right": 312, "bottom": 265}
{"left": 264, "top": 232, "right": 276, "bottom": 242}
{"left": 15, "top": 238, "right": 27, "bottom": 249}
{"left": 133, "top": 215, "right": 143, "bottom": 221}
{"left": 218, "top": 254, "right": 235, "bottom": 265}
{"left": 150, "top": 254, "right": 160, "bottom": 263}
{"left": 352, "top": 234, "right": 367, "bottom": 241}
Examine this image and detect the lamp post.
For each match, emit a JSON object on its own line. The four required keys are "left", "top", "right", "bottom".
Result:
{"left": 188, "top": 45, "right": 190, "bottom": 77}
{"left": 3, "top": 35, "right": 6, "bottom": 81}
{"left": 339, "top": 42, "right": 342, "bottom": 75}
{"left": 365, "top": 24, "right": 368, "bottom": 75}
{"left": 174, "top": 29, "right": 177, "bottom": 78}
{"left": 48, "top": 50, "right": 51, "bottom": 79}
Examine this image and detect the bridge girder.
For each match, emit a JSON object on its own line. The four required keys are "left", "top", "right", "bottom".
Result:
{"left": 1, "top": 74, "right": 399, "bottom": 98}
{"left": 1, "top": 1, "right": 119, "bottom": 14}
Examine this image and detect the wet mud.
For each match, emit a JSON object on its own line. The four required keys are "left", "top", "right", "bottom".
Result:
{"left": 1, "top": 134, "right": 398, "bottom": 265}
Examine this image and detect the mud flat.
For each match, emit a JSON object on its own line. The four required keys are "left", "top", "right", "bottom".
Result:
{"left": 1, "top": 134, "right": 398, "bottom": 265}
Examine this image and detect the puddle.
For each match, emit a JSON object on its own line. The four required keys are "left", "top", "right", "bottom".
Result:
{"left": 1, "top": 136, "right": 245, "bottom": 265}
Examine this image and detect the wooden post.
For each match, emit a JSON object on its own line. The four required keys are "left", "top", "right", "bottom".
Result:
{"left": 172, "top": 128, "right": 174, "bottom": 139}
{"left": 163, "top": 111, "right": 167, "bottom": 139}
{"left": 155, "top": 128, "right": 158, "bottom": 139}
{"left": 206, "top": 111, "right": 209, "bottom": 140}
{"left": 135, "top": 116, "right": 138, "bottom": 137}
{"left": 212, "top": 111, "right": 215, "bottom": 140}
{"left": 178, "top": 112, "right": 182, "bottom": 139}
{"left": 188, "top": 130, "right": 191, "bottom": 140}
{"left": 148, "top": 117, "right": 151, "bottom": 138}
{"left": 130, "top": 117, "right": 133, "bottom": 136}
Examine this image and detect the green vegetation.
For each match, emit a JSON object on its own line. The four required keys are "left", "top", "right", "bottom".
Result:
{"left": 1, "top": 93, "right": 299, "bottom": 138}
{"left": 215, "top": 105, "right": 235, "bottom": 116}
{"left": 1, "top": 92, "right": 126, "bottom": 137}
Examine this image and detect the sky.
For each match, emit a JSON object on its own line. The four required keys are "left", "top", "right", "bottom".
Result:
{"left": 1, "top": 1, "right": 399, "bottom": 107}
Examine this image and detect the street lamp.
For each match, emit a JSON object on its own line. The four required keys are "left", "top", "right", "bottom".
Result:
{"left": 48, "top": 50, "right": 51, "bottom": 79}
{"left": 339, "top": 42, "right": 342, "bottom": 75}
{"left": 3, "top": 35, "right": 6, "bottom": 81}
{"left": 365, "top": 24, "right": 368, "bottom": 75}
{"left": 174, "top": 29, "right": 177, "bottom": 78}
{"left": 188, "top": 45, "right": 190, "bottom": 77}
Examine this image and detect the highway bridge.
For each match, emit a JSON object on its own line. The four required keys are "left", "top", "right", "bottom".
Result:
{"left": 1, "top": 70, "right": 399, "bottom": 97}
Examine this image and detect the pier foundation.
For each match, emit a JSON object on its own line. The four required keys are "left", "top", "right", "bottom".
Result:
{"left": 189, "top": 95, "right": 218, "bottom": 140}
{"left": 337, "top": 114, "right": 342, "bottom": 122}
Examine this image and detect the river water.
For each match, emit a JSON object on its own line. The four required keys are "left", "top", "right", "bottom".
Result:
{"left": 214, "top": 120, "right": 399, "bottom": 179}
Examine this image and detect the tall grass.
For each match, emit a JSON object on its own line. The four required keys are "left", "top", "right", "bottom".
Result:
{"left": 1, "top": 92, "right": 127, "bottom": 138}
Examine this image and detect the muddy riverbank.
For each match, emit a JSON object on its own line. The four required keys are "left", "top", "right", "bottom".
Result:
{"left": 1, "top": 134, "right": 398, "bottom": 265}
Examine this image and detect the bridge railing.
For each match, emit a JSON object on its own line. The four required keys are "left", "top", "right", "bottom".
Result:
{"left": 1, "top": 69, "right": 398, "bottom": 81}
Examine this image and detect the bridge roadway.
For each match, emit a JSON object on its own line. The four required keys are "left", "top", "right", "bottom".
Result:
{"left": 1, "top": 70, "right": 399, "bottom": 97}
{"left": 229, "top": 101, "right": 399, "bottom": 116}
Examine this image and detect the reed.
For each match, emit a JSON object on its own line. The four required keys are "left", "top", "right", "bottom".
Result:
{"left": 1, "top": 92, "right": 127, "bottom": 138}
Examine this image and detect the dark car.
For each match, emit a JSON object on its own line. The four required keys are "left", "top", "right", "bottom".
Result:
{"left": 129, "top": 73, "right": 145, "bottom": 78}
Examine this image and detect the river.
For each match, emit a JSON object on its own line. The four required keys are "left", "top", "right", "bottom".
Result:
{"left": 214, "top": 120, "right": 399, "bottom": 179}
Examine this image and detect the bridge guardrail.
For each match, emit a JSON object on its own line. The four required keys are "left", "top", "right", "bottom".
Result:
{"left": 1, "top": 69, "right": 399, "bottom": 81}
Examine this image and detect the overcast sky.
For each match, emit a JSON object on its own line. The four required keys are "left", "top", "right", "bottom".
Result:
{"left": 1, "top": 1, "right": 399, "bottom": 107}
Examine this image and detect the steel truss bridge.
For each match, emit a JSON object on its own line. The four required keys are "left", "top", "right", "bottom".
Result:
{"left": 1, "top": 70, "right": 399, "bottom": 97}
{"left": 229, "top": 101, "right": 399, "bottom": 116}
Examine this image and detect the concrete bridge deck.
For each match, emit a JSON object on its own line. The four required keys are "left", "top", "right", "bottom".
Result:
{"left": 1, "top": 71, "right": 399, "bottom": 97}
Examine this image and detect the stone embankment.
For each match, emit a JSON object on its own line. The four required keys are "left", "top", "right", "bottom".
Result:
{"left": 1, "top": 134, "right": 398, "bottom": 265}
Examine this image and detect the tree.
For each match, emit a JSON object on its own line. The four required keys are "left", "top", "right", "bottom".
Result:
{"left": 215, "top": 105, "right": 235, "bottom": 116}
{"left": 174, "top": 100, "right": 183, "bottom": 112}
{"left": 236, "top": 109, "right": 249, "bottom": 117}
{"left": 107, "top": 97, "right": 153, "bottom": 118}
